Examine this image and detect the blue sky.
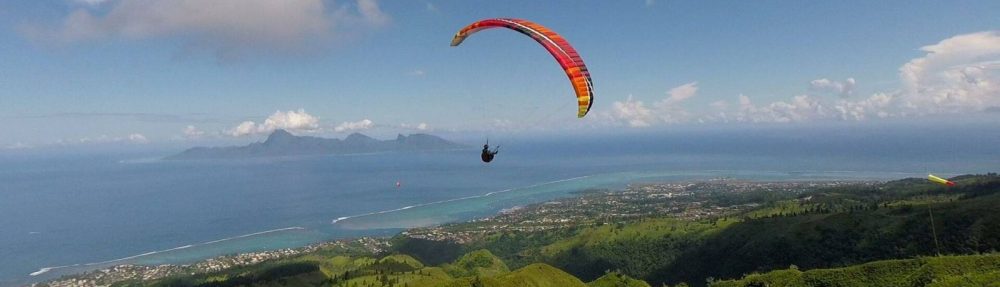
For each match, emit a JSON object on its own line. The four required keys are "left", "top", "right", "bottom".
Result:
{"left": 1, "top": 0, "right": 999, "bottom": 149}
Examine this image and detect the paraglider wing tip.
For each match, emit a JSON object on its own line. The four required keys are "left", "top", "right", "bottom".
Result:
{"left": 450, "top": 34, "right": 465, "bottom": 46}
{"left": 947, "top": 181, "right": 956, "bottom": 187}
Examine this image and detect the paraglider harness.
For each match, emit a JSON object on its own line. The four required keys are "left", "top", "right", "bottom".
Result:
{"left": 481, "top": 140, "right": 499, "bottom": 163}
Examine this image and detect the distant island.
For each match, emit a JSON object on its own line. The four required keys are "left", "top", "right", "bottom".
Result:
{"left": 166, "top": 129, "right": 468, "bottom": 160}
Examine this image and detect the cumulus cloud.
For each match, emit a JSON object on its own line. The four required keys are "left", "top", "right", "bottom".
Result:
{"left": 353, "top": 0, "right": 391, "bottom": 26}
{"left": 71, "top": 133, "right": 150, "bottom": 144}
{"left": 182, "top": 125, "right": 206, "bottom": 138}
{"left": 708, "top": 31, "right": 1000, "bottom": 124}
{"left": 831, "top": 93, "right": 894, "bottom": 120}
{"left": 609, "top": 83, "right": 699, "bottom": 127}
{"left": 334, "top": 119, "right": 375, "bottom": 132}
{"left": 127, "top": 133, "right": 149, "bottom": 144}
{"left": 810, "top": 78, "right": 856, "bottom": 98}
{"left": 898, "top": 31, "right": 1000, "bottom": 114}
{"left": 401, "top": 122, "right": 430, "bottom": 131}
{"left": 263, "top": 109, "right": 320, "bottom": 131}
{"left": 658, "top": 82, "right": 699, "bottom": 106}
{"left": 226, "top": 109, "right": 320, "bottom": 137}
{"left": 652, "top": 82, "right": 699, "bottom": 123}
{"left": 737, "top": 95, "right": 830, "bottom": 123}
{"left": 4, "top": 142, "right": 34, "bottom": 150}
{"left": 24, "top": 0, "right": 391, "bottom": 61}
{"left": 611, "top": 95, "right": 654, "bottom": 127}
{"left": 227, "top": 121, "right": 259, "bottom": 137}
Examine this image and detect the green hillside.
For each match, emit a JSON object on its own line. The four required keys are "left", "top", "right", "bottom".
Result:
{"left": 390, "top": 174, "right": 1000, "bottom": 286}
{"left": 136, "top": 249, "right": 592, "bottom": 287}
{"left": 102, "top": 174, "right": 1000, "bottom": 287}
{"left": 711, "top": 253, "right": 1000, "bottom": 287}
{"left": 442, "top": 249, "right": 510, "bottom": 277}
{"left": 653, "top": 180, "right": 1000, "bottom": 285}
{"left": 588, "top": 271, "right": 651, "bottom": 287}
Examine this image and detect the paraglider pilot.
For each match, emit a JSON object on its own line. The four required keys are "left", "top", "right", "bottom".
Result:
{"left": 481, "top": 143, "right": 499, "bottom": 163}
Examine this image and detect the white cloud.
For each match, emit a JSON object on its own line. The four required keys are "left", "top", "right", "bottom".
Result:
{"left": 73, "top": 0, "right": 109, "bottom": 6}
{"left": 182, "top": 125, "right": 206, "bottom": 138}
{"left": 4, "top": 142, "right": 34, "bottom": 150}
{"left": 899, "top": 31, "right": 1000, "bottom": 114}
{"left": 227, "top": 121, "right": 259, "bottom": 137}
{"left": 607, "top": 83, "right": 699, "bottom": 127}
{"left": 810, "top": 77, "right": 856, "bottom": 98}
{"left": 354, "top": 0, "right": 391, "bottom": 27}
{"left": 658, "top": 82, "right": 699, "bottom": 106}
{"left": 716, "top": 31, "right": 1000, "bottom": 124}
{"left": 832, "top": 92, "right": 894, "bottom": 121}
{"left": 709, "top": 100, "right": 729, "bottom": 110}
{"left": 647, "top": 82, "right": 698, "bottom": 123}
{"left": 225, "top": 109, "right": 321, "bottom": 137}
{"left": 127, "top": 133, "right": 149, "bottom": 144}
{"left": 263, "top": 109, "right": 320, "bottom": 131}
{"left": 611, "top": 95, "right": 654, "bottom": 127}
{"left": 26, "top": 0, "right": 391, "bottom": 61}
{"left": 701, "top": 100, "right": 731, "bottom": 123}
{"left": 408, "top": 69, "right": 426, "bottom": 76}
{"left": 71, "top": 133, "right": 150, "bottom": 144}
{"left": 334, "top": 119, "right": 375, "bottom": 132}
{"left": 401, "top": 122, "right": 430, "bottom": 131}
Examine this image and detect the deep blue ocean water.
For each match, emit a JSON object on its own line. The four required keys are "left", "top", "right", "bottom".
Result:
{"left": 2, "top": 125, "right": 998, "bottom": 286}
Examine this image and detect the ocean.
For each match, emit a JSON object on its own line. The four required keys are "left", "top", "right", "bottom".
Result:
{"left": 1, "top": 124, "right": 998, "bottom": 286}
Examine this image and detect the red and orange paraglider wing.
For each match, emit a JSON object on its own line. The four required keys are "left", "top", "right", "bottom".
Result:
{"left": 451, "top": 18, "right": 594, "bottom": 118}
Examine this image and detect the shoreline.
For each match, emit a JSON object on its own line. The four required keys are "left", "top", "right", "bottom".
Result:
{"left": 330, "top": 175, "right": 593, "bottom": 225}
{"left": 32, "top": 237, "right": 393, "bottom": 287}
{"left": 28, "top": 227, "right": 306, "bottom": 278}
{"left": 25, "top": 174, "right": 601, "bottom": 286}
{"left": 22, "top": 170, "right": 921, "bottom": 286}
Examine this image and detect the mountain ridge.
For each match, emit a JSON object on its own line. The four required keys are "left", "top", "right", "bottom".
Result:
{"left": 166, "top": 129, "right": 468, "bottom": 160}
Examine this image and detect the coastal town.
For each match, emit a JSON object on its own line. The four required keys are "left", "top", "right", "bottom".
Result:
{"left": 36, "top": 179, "right": 873, "bottom": 286}
{"left": 36, "top": 237, "right": 391, "bottom": 287}
{"left": 402, "top": 180, "right": 874, "bottom": 243}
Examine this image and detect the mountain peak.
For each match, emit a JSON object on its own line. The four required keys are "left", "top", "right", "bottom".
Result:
{"left": 345, "top": 132, "right": 375, "bottom": 142}
{"left": 168, "top": 131, "right": 467, "bottom": 160}
{"left": 264, "top": 129, "right": 295, "bottom": 144}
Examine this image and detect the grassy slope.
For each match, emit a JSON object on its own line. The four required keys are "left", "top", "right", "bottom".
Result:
{"left": 141, "top": 249, "right": 589, "bottom": 287}
{"left": 655, "top": 192, "right": 1000, "bottom": 285}
{"left": 441, "top": 249, "right": 511, "bottom": 277}
{"left": 588, "top": 272, "right": 652, "bottom": 287}
{"left": 711, "top": 253, "right": 1000, "bottom": 287}
{"left": 428, "top": 175, "right": 1000, "bottom": 286}
{"left": 136, "top": 174, "right": 999, "bottom": 287}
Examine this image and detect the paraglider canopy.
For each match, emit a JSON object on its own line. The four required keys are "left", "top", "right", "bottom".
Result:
{"left": 451, "top": 18, "right": 594, "bottom": 118}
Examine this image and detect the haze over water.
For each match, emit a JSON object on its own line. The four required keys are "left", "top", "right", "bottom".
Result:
{"left": 1, "top": 124, "right": 998, "bottom": 286}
